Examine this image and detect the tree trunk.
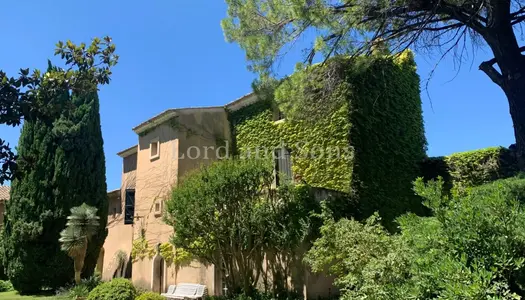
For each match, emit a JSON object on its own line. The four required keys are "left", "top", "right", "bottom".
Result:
{"left": 482, "top": 18, "right": 525, "bottom": 170}
{"left": 74, "top": 243, "right": 88, "bottom": 284}
{"left": 74, "top": 271, "right": 81, "bottom": 285}
{"left": 502, "top": 77, "right": 525, "bottom": 170}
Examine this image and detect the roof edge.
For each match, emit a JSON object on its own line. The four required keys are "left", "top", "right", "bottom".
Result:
{"left": 225, "top": 93, "right": 259, "bottom": 112}
{"left": 132, "top": 106, "right": 225, "bottom": 135}
{"left": 117, "top": 145, "right": 138, "bottom": 158}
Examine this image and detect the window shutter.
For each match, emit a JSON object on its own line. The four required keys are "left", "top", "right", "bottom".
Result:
{"left": 274, "top": 148, "right": 292, "bottom": 186}
{"left": 124, "top": 190, "right": 135, "bottom": 225}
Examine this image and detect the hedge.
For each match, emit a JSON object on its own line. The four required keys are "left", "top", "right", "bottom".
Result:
{"left": 229, "top": 51, "right": 426, "bottom": 227}
{"left": 87, "top": 278, "right": 136, "bottom": 300}
{"left": 421, "top": 146, "right": 519, "bottom": 194}
{"left": 136, "top": 292, "right": 165, "bottom": 300}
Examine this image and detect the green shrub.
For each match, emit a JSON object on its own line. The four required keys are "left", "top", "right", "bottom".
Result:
{"left": 0, "top": 280, "right": 13, "bottom": 292}
{"left": 135, "top": 292, "right": 165, "bottom": 300}
{"left": 66, "top": 284, "right": 90, "bottom": 299}
{"left": 420, "top": 147, "right": 519, "bottom": 195}
{"left": 166, "top": 159, "right": 319, "bottom": 294}
{"left": 306, "top": 176, "right": 525, "bottom": 299}
{"left": 207, "top": 290, "right": 302, "bottom": 300}
{"left": 87, "top": 278, "right": 136, "bottom": 300}
{"left": 81, "top": 272, "right": 103, "bottom": 292}
{"left": 55, "top": 273, "right": 102, "bottom": 299}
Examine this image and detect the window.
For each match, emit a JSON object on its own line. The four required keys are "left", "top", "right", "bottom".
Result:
{"left": 154, "top": 201, "right": 162, "bottom": 217}
{"left": 124, "top": 189, "right": 135, "bottom": 225}
{"left": 277, "top": 110, "right": 285, "bottom": 121}
{"left": 109, "top": 196, "right": 122, "bottom": 218}
{"left": 150, "top": 138, "right": 160, "bottom": 160}
{"left": 274, "top": 148, "right": 292, "bottom": 186}
{"left": 273, "top": 107, "right": 285, "bottom": 122}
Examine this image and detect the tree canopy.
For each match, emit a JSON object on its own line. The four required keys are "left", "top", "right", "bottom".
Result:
{"left": 222, "top": 0, "right": 525, "bottom": 167}
{"left": 165, "top": 158, "right": 319, "bottom": 295}
{"left": 222, "top": 0, "right": 525, "bottom": 75}
{"left": 0, "top": 37, "right": 118, "bottom": 184}
{"left": 2, "top": 38, "right": 114, "bottom": 293}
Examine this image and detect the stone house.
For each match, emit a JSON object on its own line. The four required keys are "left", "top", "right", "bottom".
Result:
{"left": 100, "top": 93, "right": 342, "bottom": 298}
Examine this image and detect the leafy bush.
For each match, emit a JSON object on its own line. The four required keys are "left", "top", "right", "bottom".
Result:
{"left": 64, "top": 284, "right": 90, "bottom": 299}
{"left": 81, "top": 272, "right": 103, "bottom": 291}
{"left": 306, "top": 176, "right": 525, "bottom": 299}
{"left": 135, "top": 292, "right": 165, "bottom": 300}
{"left": 420, "top": 147, "right": 519, "bottom": 195}
{"left": 0, "top": 280, "right": 13, "bottom": 292}
{"left": 56, "top": 273, "right": 102, "bottom": 299}
{"left": 166, "top": 159, "right": 319, "bottom": 294}
{"left": 87, "top": 278, "right": 136, "bottom": 300}
{"left": 208, "top": 290, "right": 302, "bottom": 300}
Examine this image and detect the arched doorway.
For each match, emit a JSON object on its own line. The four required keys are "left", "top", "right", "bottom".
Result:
{"left": 151, "top": 254, "right": 165, "bottom": 293}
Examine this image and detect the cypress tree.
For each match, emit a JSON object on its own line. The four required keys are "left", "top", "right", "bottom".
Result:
{"left": 3, "top": 78, "right": 108, "bottom": 293}
{"left": 2, "top": 84, "right": 73, "bottom": 293}
{"left": 52, "top": 90, "right": 108, "bottom": 279}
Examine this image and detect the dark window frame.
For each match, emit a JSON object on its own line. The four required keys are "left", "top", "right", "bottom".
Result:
{"left": 124, "top": 189, "right": 135, "bottom": 225}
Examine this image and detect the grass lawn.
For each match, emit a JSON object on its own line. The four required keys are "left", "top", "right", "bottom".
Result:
{"left": 0, "top": 291, "right": 67, "bottom": 300}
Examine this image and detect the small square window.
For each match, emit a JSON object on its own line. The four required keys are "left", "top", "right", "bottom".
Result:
{"left": 150, "top": 138, "right": 160, "bottom": 160}
{"left": 154, "top": 201, "right": 162, "bottom": 217}
{"left": 273, "top": 107, "right": 285, "bottom": 122}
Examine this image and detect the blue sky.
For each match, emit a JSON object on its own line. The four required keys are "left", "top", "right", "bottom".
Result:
{"left": 0, "top": 1, "right": 515, "bottom": 190}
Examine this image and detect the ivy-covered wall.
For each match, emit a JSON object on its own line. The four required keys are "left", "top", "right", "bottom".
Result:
{"left": 229, "top": 100, "right": 352, "bottom": 192}
{"left": 229, "top": 51, "right": 426, "bottom": 225}
{"left": 421, "top": 146, "right": 519, "bottom": 194}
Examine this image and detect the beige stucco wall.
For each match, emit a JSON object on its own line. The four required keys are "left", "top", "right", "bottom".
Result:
{"left": 176, "top": 109, "right": 231, "bottom": 178}
{"left": 132, "top": 121, "right": 179, "bottom": 290}
{"left": 102, "top": 152, "right": 137, "bottom": 281}
{"left": 100, "top": 108, "right": 230, "bottom": 293}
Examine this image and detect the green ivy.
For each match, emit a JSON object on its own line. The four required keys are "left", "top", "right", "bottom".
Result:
{"left": 346, "top": 52, "right": 427, "bottom": 224}
{"left": 229, "top": 51, "right": 426, "bottom": 226}
{"left": 229, "top": 100, "right": 351, "bottom": 192}
{"left": 130, "top": 238, "right": 155, "bottom": 262}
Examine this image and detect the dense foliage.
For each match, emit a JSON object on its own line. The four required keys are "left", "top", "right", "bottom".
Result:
{"left": 343, "top": 52, "right": 426, "bottom": 224}
{"left": 421, "top": 146, "right": 519, "bottom": 195}
{"left": 306, "top": 175, "right": 525, "bottom": 299}
{"left": 222, "top": 0, "right": 525, "bottom": 170}
{"left": 2, "top": 80, "right": 73, "bottom": 292}
{"left": 87, "top": 278, "right": 136, "bottom": 300}
{"left": 2, "top": 38, "right": 113, "bottom": 293}
{"left": 208, "top": 290, "right": 302, "bottom": 300}
{"left": 230, "top": 52, "right": 425, "bottom": 227}
{"left": 229, "top": 98, "right": 351, "bottom": 192}
{"left": 135, "top": 291, "right": 165, "bottom": 300}
{"left": 0, "top": 280, "right": 13, "bottom": 292}
{"left": 53, "top": 91, "right": 109, "bottom": 280}
{"left": 0, "top": 37, "right": 117, "bottom": 184}
{"left": 165, "top": 159, "right": 319, "bottom": 295}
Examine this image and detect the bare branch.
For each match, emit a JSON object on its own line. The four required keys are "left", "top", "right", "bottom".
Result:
{"left": 479, "top": 60, "right": 505, "bottom": 86}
